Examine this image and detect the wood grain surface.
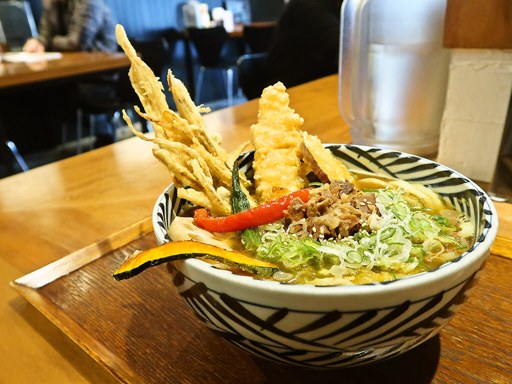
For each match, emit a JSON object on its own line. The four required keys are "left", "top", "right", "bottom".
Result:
{"left": 0, "top": 51, "right": 129, "bottom": 89}
{"left": 11, "top": 231, "right": 512, "bottom": 384}
{"left": 2, "top": 75, "right": 511, "bottom": 383}
{"left": 491, "top": 201, "right": 512, "bottom": 260}
{"left": 444, "top": 0, "right": 512, "bottom": 49}
{"left": 0, "top": 76, "right": 347, "bottom": 383}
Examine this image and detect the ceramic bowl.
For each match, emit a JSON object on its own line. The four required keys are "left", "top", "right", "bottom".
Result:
{"left": 152, "top": 144, "right": 498, "bottom": 368}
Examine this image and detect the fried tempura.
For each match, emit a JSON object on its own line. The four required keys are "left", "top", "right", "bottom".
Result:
{"left": 115, "top": 24, "right": 252, "bottom": 215}
{"left": 301, "top": 133, "right": 353, "bottom": 183}
{"left": 250, "top": 82, "right": 305, "bottom": 202}
{"left": 115, "top": 23, "right": 351, "bottom": 215}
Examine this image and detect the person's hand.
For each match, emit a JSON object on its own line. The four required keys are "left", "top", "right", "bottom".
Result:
{"left": 23, "top": 38, "right": 45, "bottom": 53}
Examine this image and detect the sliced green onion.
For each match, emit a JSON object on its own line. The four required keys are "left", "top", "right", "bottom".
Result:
{"left": 250, "top": 188, "right": 472, "bottom": 283}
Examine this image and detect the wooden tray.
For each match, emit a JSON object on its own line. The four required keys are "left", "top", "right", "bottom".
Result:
{"left": 11, "top": 218, "right": 512, "bottom": 384}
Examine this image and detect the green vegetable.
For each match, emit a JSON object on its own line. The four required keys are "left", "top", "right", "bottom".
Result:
{"left": 252, "top": 189, "right": 472, "bottom": 282}
{"left": 231, "top": 161, "right": 262, "bottom": 251}
{"left": 231, "top": 161, "right": 251, "bottom": 212}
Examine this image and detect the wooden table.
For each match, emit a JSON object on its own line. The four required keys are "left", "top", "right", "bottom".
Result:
{"left": 0, "top": 51, "right": 130, "bottom": 173}
{"left": 0, "top": 75, "right": 510, "bottom": 383}
{"left": 0, "top": 51, "right": 129, "bottom": 89}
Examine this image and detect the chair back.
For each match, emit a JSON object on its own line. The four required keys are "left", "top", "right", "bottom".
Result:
{"left": 188, "top": 26, "right": 229, "bottom": 68}
{"left": 0, "top": 0, "right": 38, "bottom": 51}
{"left": 243, "top": 23, "right": 276, "bottom": 53}
{"left": 132, "top": 37, "right": 170, "bottom": 77}
{"left": 237, "top": 52, "right": 270, "bottom": 100}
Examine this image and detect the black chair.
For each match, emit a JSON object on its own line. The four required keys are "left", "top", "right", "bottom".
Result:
{"left": 187, "top": 26, "right": 236, "bottom": 106}
{"left": 242, "top": 23, "right": 276, "bottom": 54}
{"left": 0, "top": 0, "right": 38, "bottom": 51}
{"left": 72, "top": 37, "right": 171, "bottom": 151}
{"left": 237, "top": 52, "right": 270, "bottom": 100}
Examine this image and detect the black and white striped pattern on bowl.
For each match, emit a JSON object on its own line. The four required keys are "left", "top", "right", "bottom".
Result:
{"left": 167, "top": 263, "right": 479, "bottom": 368}
{"left": 152, "top": 144, "right": 497, "bottom": 367}
{"left": 154, "top": 144, "right": 493, "bottom": 268}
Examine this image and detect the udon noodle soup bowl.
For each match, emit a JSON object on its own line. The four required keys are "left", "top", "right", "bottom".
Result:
{"left": 153, "top": 144, "right": 498, "bottom": 368}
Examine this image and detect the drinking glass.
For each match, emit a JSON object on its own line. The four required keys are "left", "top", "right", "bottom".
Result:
{"left": 339, "top": 0, "right": 451, "bottom": 156}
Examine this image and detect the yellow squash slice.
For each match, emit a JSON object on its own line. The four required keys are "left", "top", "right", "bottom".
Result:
{"left": 113, "top": 241, "right": 278, "bottom": 280}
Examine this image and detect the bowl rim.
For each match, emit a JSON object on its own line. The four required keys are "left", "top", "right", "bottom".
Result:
{"left": 152, "top": 144, "right": 498, "bottom": 297}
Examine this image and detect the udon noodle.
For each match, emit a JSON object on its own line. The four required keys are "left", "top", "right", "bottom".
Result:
{"left": 170, "top": 171, "right": 474, "bottom": 286}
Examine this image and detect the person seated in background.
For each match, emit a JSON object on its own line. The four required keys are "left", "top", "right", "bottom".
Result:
{"left": 265, "top": 0, "right": 343, "bottom": 88}
{"left": 23, "top": 0, "right": 118, "bottom": 148}
{"left": 23, "top": 0, "right": 116, "bottom": 53}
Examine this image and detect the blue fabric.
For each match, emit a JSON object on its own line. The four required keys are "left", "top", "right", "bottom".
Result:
{"left": 105, "top": 0, "right": 223, "bottom": 39}
{"left": 27, "top": 0, "right": 43, "bottom": 25}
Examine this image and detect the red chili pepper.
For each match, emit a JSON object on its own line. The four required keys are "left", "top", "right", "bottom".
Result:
{"left": 193, "top": 189, "right": 310, "bottom": 233}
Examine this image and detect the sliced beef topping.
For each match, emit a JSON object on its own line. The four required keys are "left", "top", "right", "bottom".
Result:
{"left": 285, "top": 181, "right": 379, "bottom": 240}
